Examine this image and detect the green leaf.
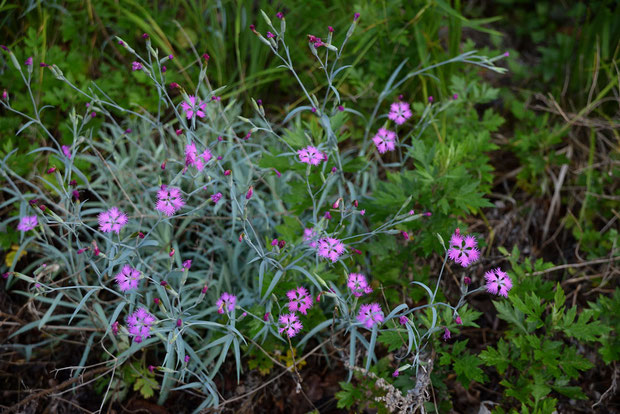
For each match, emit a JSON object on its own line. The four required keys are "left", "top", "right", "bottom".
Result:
{"left": 377, "top": 330, "right": 406, "bottom": 352}
{"left": 335, "top": 381, "right": 362, "bottom": 409}
{"left": 453, "top": 353, "right": 485, "bottom": 385}
{"left": 562, "top": 309, "right": 609, "bottom": 341}
{"left": 494, "top": 300, "right": 528, "bottom": 334}
{"left": 134, "top": 374, "right": 159, "bottom": 399}
{"left": 479, "top": 339, "right": 510, "bottom": 374}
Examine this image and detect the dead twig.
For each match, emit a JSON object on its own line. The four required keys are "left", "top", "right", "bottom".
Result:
{"left": 5, "top": 365, "right": 111, "bottom": 413}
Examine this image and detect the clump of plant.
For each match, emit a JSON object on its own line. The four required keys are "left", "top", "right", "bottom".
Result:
{"left": 1, "top": 10, "right": 515, "bottom": 412}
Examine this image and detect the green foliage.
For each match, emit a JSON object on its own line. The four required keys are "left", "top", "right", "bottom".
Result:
{"left": 334, "top": 357, "right": 393, "bottom": 413}
{"left": 439, "top": 340, "right": 486, "bottom": 386}
{"left": 479, "top": 247, "right": 609, "bottom": 412}
{"left": 588, "top": 288, "right": 620, "bottom": 364}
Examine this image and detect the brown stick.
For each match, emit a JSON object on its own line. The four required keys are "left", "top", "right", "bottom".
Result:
{"left": 6, "top": 365, "right": 111, "bottom": 413}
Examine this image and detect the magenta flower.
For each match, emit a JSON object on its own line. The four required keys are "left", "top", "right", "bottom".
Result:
{"left": 182, "top": 260, "right": 192, "bottom": 270}
{"left": 317, "top": 237, "right": 346, "bottom": 262}
{"left": 211, "top": 192, "right": 223, "bottom": 204}
{"left": 155, "top": 186, "right": 185, "bottom": 216}
{"left": 303, "top": 228, "right": 318, "bottom": 248}
{"left": 61, "top": 145, "right": 71, "bottom": 158}
{"left": 484, "top": 268, "right": 513, "bottom": 297}
{"left": 115, "top": 265, "right": 141, "bottom": 291}
{"left": 181, "top": 96, "right": 207, "bottom": 120}
{"left": 357, "top": 303, "right": 384, "bottom": 329}
{"left": 131, "top": 61, "right": 143, "bottom": 71}
{"left": 17, "top": 215, "right": 38, "bottom": 232}
{"left": 25, "top": 57, "right": 33, "bottom": 66}
{"left": 372, "top": 128, "right": 397, "bottom": 154}
{"left": 297, "top": 146, "right": 325, "bottom": 166}
{"left": 443, "top": 327, "right": 451, "bottom": 341}
{"left": 127, "top": 308, "right": 156, "bottom": 343}
{"left": 278, "top": 313, "right": 303, "bottom": 337}
{"left": 98, "top": 207, "right": 128, "bottom": 233}
{"left": 447, "top": 230, "right": 480, "bottom": 267}
{"left": 347, "top": 273, "right": 373, "bottom": 297}
{"left": 216, "top": 292, "right": 236, "bottom": 314}
{"left": 286, "top": 286, "right": 313, "bottom": 315}
{"left": 388, "top": 101, "right": 412, "bottom": 125}
{"left": 185, "top": 142, "right": 212, "bottom": 171}
{"left": 399, "top": 315, "right": 408, "bottom": 325}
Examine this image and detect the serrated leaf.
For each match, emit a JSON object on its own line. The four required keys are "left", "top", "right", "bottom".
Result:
{"left": 377, "top": 330, "right": 405, "bottom": 352}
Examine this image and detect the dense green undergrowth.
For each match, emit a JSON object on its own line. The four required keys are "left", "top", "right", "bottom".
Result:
{"left": 1, "top": 1, "right": 618, "bottom": 413}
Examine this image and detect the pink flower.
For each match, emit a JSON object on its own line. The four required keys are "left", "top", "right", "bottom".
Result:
{"left": 115, "top": 265, "right": 141, "bottom": 291}
{"left": 182, "top": 260, "right": 192, "bottom": 270}
{"left": 447, "top": 230, "right": 480, "bottom": 267}
{"left": 357, "top": 303, "right": 384, "bottom": 329}
{"left": 17, "top": 215, "right": 38, "bottom": 232}
{"left": 317, "top": 237, "right": 345, "bottom": 262}
{"left": 185, "top": 142, "right": 213, "bottom": 171}
{"left": 276, "top": 12, "right": 284, "bottom": 19}
{"left": 62, "top": 145, "right": 71, "bottom": 158}
{"left": 127, "top": 308, "right": 156, "bottom": 343}
{"left": 455, "top": 315, "right": 463, "bottom": 325}
{"left": 25, "top": 57, "right": 33, "bottom": 66}
{"left": 111, "top": 321, "right": 119, "bottom": 335}
{"left": 216, "top": 292, "right": 236, "bottom": 314}
{"left": 181, "top": 96, "right": 207, "bottom": 120}
{"left": 388, "top": 101, "right": 412, "bottom": 125}
{"left": 303, "top": 228, "right": 318, "bottom": 248}
{"left": 98, "top": 207, "right": 128, "bottom": 233}
{"left": 286, "top": 287, "right": 313, "bottom": 315}
{"left": 278, "top": 313, "right": 303, "bottom": 337}
{"left": 347, "top": 273, "right": 372, "bottom": 297}
{"left": 399, "top": 315, "right": 408, "bottom": 325}
{"left": 484, "top": 268, "right": 513, "bottom": 297}
{"left": 131, "top": 61, "right": 142, "bottom": 71}
{"left": 443, "top": 327, "right": 451, "bottom": 341}
{"left": 392, "top": 369, "right": 399, "bottom": 378}
{"left": 156, "top": 186, "right": 185, "bottom": 216}
{"left": 211, "top": 192, "right": 223, "bottom": 203}
{"left": 372, "top": 128, "right": 397, "bottom": 154}
{"left": 297, "top": 146, "right": 325, "bottom": 166}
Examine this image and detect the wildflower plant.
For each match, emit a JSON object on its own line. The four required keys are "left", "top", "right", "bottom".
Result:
{"left": 0, "top": 10, "right": 513, "bottom": 411}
